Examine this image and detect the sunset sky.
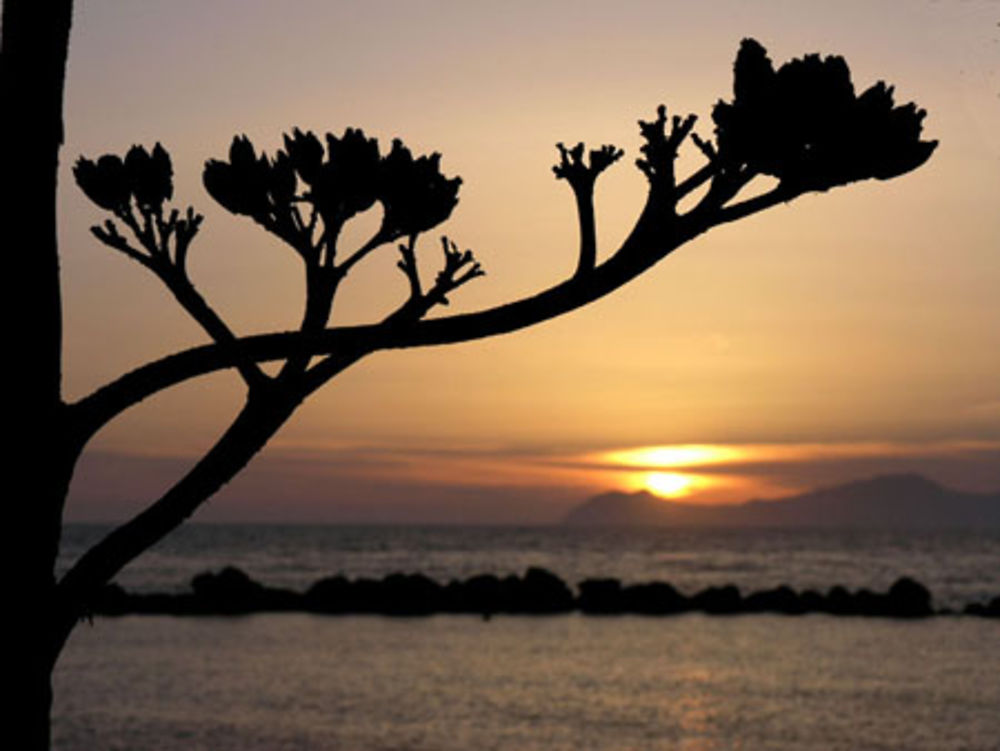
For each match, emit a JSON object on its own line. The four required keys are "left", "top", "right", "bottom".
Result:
{"left": 57, "top": 1, "right": 999, "bottom": 522}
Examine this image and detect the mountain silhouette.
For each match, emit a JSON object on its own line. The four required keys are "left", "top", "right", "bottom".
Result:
{"left": 563, "top": 473, "right": 1000, "bottom": 528}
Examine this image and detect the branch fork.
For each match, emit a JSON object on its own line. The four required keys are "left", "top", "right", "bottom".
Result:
{"left": 392, "top": 235, "right": 484, "bottom": 318}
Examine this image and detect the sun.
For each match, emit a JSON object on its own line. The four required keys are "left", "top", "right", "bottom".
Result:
{"left": 598, "top": 443, "right": 742, "bottom": 500}
{"left": 644, "top": 471, "right": 696, "bottom": 498}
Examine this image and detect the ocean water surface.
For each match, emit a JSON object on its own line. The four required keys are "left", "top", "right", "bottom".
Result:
{"left": 53, "top": 525, "right": 1000, "bottom": 750}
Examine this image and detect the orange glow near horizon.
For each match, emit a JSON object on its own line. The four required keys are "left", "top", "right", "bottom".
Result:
{"left": 600, "top": 445, "right": 744, "bottom": 499}
{"left": 625, "top": 469, "right": 751, "bottom": 501}
{"left": 642, "top": 471, "right": 698, "bottom": 498}
{"left": 603, "top": 444, "right": 747, "bottom": 470}
{"left": 595, "top": 440, "right": 1000, "bottom": 504}
{"left": 599, "top": 442, "right": 893, "bottom": 502}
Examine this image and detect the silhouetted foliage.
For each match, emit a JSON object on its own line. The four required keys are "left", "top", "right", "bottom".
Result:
{"left": 202, "top": 128, "right": 462, "bottom": 257}
{"left": 712, "top": 39, "right": 936, "bottom": 191}
{"left": 75, "top": 143, "right": 173, "bottom": 210}
{"left": 74, "top": 144, "right": 203, "bottom": 278}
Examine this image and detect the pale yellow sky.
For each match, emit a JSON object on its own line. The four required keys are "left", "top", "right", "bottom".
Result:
{"left": 55, "top": 1, "right": 999, "bottom": 520}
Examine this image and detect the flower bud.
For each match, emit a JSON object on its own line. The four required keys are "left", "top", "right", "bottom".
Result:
{"left": 74, "top": 154, "right": 129, "bottom": 211}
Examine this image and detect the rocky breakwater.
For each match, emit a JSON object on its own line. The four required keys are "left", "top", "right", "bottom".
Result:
{"left": 89, "top": 567, "right": 1000, "bottom": 619}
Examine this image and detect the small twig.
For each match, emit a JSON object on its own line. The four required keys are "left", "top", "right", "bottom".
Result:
{"left": 90, "top": 221, "right": 154, "bottom": 270}
{"left": 173, "top": 208, "right": 203, "bottom": 276}
{"left": 712, "top": 183, "right": 796, "bottom": 226}
{"left": 289, "top": 204, "right": 304, "bottom": 236}
{"left": 396, "top": 234, "right": 422, "bottom": 300}
{"left": 140, "top": 207, "right": 159, "bottom": 256}
{"left": 338, "top": 228, "right": 391, "bottom": 277}
{"left": 429, "top": 236, "right": 484, "bottom": 307}
{"left": 690, "top": 132, "right": 717, "bottom": 164}
{"left": 635, "top": 105, "right": 697, "bottom": 191}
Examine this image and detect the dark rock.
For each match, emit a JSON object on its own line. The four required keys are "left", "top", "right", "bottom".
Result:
{"left": 192, "top": 566, "right": 259, "bottom": 600}
{"left": 577, "top": 578, "right": 624, "bottom": 614}
{"left": 622, "top": 581, "right": 688, "bottom": 615}
{"left": 190, "top": 567, "right": 300, "bottom": 613}
{"left": 886, "top": 577, "right": 932, "bottom": 617}
{"left": 499, "top": 574, "right": 524, "bottom": 611}
{"left": 351, "top": 578, "right": 384, "bottom": 612}
{"left": 443, "top": 569, "right": 574, "bottom": 614}
{"left": 379, "top": 573, "right": 443, "bottom": 615}
{"left": 853, "top": 588, "right": 888, "bottom": 616}
{"left": 305, "top": 575, "right": 353, "bottom": 613}
{"left": 138, "top": 592, "right": 199, "bottom": 615}
{"left": 800, "top": 589, "right": 826, "bottom": 612}
{"left": 825, "top": 585, "right": 856, "bottom": 615}
{"left": 511, "top": 568, "right": 575, "bottom": 613}
{"left": 743, "top": 585, "right": 805, "bottom": 615}
{"left": 965, "top": 595, "right": 1000, "bottom": 618}
{"left": 692, "top": 585, "right": 742, "bottom": 614}
{"left": 448, "top": 573, "right": 503, "bottom": 615}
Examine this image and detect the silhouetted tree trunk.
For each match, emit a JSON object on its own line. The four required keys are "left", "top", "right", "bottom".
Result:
{"left": 3, "top": 1, "right": 74, "bottom": 747}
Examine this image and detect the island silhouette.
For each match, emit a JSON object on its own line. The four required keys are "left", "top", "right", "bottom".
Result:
{"left": 563, "top": 473, "right": 1000, "bottom": 528}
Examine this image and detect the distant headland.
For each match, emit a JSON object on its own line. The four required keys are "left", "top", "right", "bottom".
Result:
{"left": 563, "top": 473, "right": 1000, "bottom": 528}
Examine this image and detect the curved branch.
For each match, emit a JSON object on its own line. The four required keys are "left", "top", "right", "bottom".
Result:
{"left": 67, "top": 201, "right": 685, "bottom": 443}
{"left": 337, "top": 227, "right": 392, "bottom": 277}
{"left": 675, "top": 163, "right": 716, "bottom": 202}
{"left": 68, "top": 174, "right": 802, "bottom": 447}
{"left": 713, "top": 184, "right": 797, "bottom": 227}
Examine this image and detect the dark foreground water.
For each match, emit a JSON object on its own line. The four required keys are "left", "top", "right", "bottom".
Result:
{"left": 55, "top": 614, "right": 1000, "bottom": 750}
{"left": 54, "top": 525, "right": 1000, "bottom": 749}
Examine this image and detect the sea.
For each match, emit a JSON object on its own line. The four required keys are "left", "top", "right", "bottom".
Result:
{"left": 53, "top": 524, "right": 1000, "bottom": 750}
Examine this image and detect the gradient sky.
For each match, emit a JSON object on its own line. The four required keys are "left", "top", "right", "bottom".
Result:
{"left": 54, "top": 0, "right": 999, "bottom": 522}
